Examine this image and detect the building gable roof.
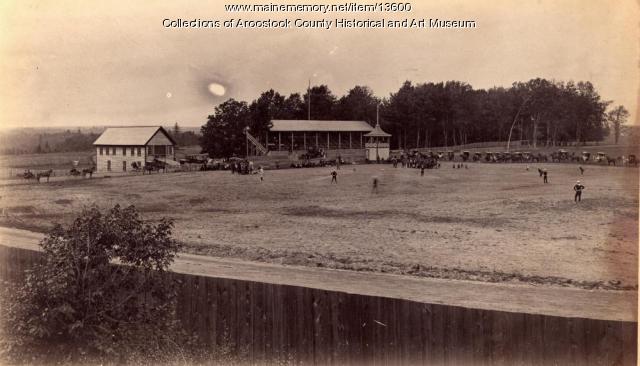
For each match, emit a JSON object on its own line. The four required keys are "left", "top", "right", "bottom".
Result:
{"left": 270, "top": 120, "right": 374, "bottom": 132}
{"left": 93, "top": 126, "right": 177, "bottom": 146}
{"left": 364, "top": 122, "right": 391, "bottom": 137}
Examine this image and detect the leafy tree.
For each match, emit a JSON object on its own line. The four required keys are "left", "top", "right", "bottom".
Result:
{"left": 607, "top": 105, "right": 629, "bottom": 144}
{"left": 2, "top": 205, "right": 182, "bottom": 363}
{"left": 201, "top": 99, "right": 251, "bottom": 157}
{"left": 303, "top": 85, "right": 337, "bottom": 120}
{"left": 335, "top": 85, "right": 380, "bottom": 124}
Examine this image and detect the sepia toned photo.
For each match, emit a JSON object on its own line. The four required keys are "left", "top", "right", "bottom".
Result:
{"left": 0, "top": 0, "right": 637, "bottom": 365}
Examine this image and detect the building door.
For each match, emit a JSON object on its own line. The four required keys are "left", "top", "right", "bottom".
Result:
{"left": 107, "top": 160, "right": 111, "bottom": 171}
{"left": 123, "top": 161, "right": 127, "bottom": 171}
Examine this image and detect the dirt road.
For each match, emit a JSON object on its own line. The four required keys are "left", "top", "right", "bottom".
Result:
{"left": 1, "top": 226, "right": 635, "bottom": 322}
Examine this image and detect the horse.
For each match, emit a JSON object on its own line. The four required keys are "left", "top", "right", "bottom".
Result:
{"left": 82, "top": 166, "right": 95, "bottom": 179}
{"left": 143, "top": 160, "right": 166, "bottom": 175}
{"left": 69, "top": 168, "right": 82, "bottom": 176}
{"left": 143, "top": 163, "right": 156, "bottom": 175}
{"left": 607, "top": 157, "right": 616, "bottom": 166}
{"left": 36, "top": 169, "right": 53, "bottom": 183}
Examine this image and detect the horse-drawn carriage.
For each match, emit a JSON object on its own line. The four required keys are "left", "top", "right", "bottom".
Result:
{"left": 460, "top": 151, "right": 470, "bottom": 161}
{"left": 179, "top": 153, "right": 208, "bottom": 165}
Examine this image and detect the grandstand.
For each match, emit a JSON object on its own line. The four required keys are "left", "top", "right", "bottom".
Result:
{"left": 244, "top": 120, "right": 392, "bottom": 165}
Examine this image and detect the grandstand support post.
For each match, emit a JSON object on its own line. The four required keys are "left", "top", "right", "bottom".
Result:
{"left": 291, "top": 132, "right": 294, "bottom": 152}
{"left": 278, "top": 133, "right": 281, "bottom": 151}
{"left": 338, "top": 133, "right": 341, "bottom": 149}
{"left": 360, "top": 133, "right": 363, "bottom": 148}
{"left": 327, "top": 133, "right": 330, "bottom": 150}
{"left": 349, "top": 132, "right": 352, "bottom": 149}
{"left": 304, "top": 132, "right": 306, "bottom": 150}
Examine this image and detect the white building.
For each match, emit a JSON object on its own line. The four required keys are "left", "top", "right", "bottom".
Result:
{"left": 93, "top": 126, "right": 176, "bottom": 172}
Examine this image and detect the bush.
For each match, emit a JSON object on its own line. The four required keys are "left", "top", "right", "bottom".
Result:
{"left": 1, "top": 205, "right": 186, "bottom": 364}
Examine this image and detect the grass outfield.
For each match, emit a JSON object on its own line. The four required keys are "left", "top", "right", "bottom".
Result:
{"left": 0, "top": 163, "right": 637, "bottom": 290}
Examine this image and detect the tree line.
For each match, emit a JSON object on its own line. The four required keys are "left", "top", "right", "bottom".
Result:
{"left": 199, "top": 78, "right": 627, "bottom": 157}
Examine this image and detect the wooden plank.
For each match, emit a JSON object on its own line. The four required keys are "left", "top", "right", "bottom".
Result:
{"left": 295, "top": 286, "right": 312, "bottom": 363}
{"left": 251, "top": 281, "right": 266, "bottom": 363}
{"left": 329, "top": 290, "right": 347, "bottom": 364}
{"left": 359, "top": 294, "right": 374, "bottom": 365}
{"left": 312, "top": 289, "right": 332, "bottom": 365}
{"left": 263, "top": 283, "right": 275, "bottom": 362}
{"left": 621, "top": 321, "right": 637, "bottom": 366}
{"left": 235, "top": 280, "right": 252, "bottom": 359}
{"left": 568, "top": 317, "right": 587, "bottom": 366}
{"left": 205, "top": 277, "right": 218, "bottom": 348}
{"left": 421, "top": 303, "right": 434, "bottom": 365}
{"left": 283, "top": 285, "right": 299, "bottom": 363}
{"left": 216, "top": 278, "right": 231, "bottom": 347}
{"left": 435, "top": 304, "right": 448, "bottom": 366}
{"left": 403, "top": 300, "right": 423, "bottom": 365}
{"left": 524, "top": 313, "right": 544, "bottom": 366}
{"left": 470, "top": 308, "right": 487, "bottom": 366}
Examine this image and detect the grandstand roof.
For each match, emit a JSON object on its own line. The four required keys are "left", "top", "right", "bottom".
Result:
{"left": 93, "top": 126, "right": 176, "bottom": 146}
{"left": 270, "top": 120, "right": 374, "bottom": 132}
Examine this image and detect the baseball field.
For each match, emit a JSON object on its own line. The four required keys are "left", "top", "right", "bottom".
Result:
{"left": 0, "top": 162, "right": 637, "bottom": 290}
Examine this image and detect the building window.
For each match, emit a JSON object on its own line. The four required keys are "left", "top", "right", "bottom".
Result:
{"left": 107, "top": 160, "right": 111, "bottom": 171}
{"left": 147, "top": 146, "right": 152, "bottom": 155}
{"left": 123, "top": 147, "right": 126, "bottom": 156}
{"left": 99, "top": 147, "right": 103, "bottom": 155}
{"left": 106, "top": 147, "right": 109, "bottom": 155}
{"left": 123, "top": 161, "right": 127, "bottom": 171}
{"left": 112, "top": 147, "right": 116, "bottom": 155}
{"left": 137, "top": 147, "right": 141, "bottom": 157}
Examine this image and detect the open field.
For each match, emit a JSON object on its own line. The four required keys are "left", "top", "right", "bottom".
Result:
{"left": 0, "top": 162, "right": 637, "bottom": 290}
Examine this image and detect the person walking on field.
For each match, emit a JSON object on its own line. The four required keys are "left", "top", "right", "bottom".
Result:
{"left": 420, "top": 166, "right": 425, "bottom": 176}
{"left": 330, "top": 170, "right": 338, "bottom": 184}
{"left": 579, "top": 166, "right": 585, "bottom": 175}
{"left": 543, "top": 170, "right": 548, "bottom": 184}
{"left": 258, "top": 166, "right": 264, "bottom": 182}
{"left": 538, "top": 168, "right": 543, "bottom": 177}
{"left": 372, "top": 176, "right": 379, "bottom": 193}
{"left": 574, "top": 180, "right": 585, "bottom": 202}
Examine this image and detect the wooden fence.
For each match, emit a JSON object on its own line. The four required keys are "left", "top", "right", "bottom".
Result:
{"left": 1, "top": 244, "right": 636, "bottom": 365}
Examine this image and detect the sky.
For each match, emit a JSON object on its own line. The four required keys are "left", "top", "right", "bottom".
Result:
{"left": 0, "top": 0, "right": 638, "bottom": 130}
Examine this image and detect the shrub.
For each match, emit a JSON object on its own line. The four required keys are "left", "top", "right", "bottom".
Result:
{"left": 1, "top": 204, "right": 185, "bottom": 364}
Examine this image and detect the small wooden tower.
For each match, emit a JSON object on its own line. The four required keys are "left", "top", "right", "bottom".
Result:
{"left": 364, "top": 122, "right": 392, "bottom": 161}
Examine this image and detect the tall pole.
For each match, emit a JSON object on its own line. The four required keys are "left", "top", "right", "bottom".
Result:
{"left": 376, "top": 103, "right": 380, "bottom": 161}
{"left": 506, "top": 95, "right": 532, "bottom": 152}
{"left": 307, "top": 79, "right": 311, "bottom": 121}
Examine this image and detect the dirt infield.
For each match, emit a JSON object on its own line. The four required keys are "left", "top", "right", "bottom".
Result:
{"left": 0, "top": 162, "right": 637, "bottom": 290}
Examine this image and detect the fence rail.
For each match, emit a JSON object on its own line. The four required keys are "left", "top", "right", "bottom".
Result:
{"left": 0, "top": 244, "right": 636, "bottom": 365}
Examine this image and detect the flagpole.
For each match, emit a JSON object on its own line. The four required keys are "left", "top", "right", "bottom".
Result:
{"left": 307, "top": 79, "right": 311, "bottom": 120}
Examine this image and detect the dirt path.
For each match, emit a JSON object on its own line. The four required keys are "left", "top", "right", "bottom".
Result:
{"left": 1, "top": 226, "right": 635, "bottom": 322}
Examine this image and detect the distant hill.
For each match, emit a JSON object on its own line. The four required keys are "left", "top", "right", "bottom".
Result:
{"left": 0, "top": 125, "right": 202, "bottom": 155}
